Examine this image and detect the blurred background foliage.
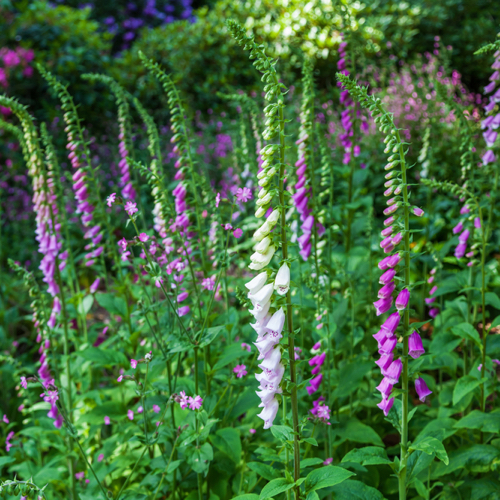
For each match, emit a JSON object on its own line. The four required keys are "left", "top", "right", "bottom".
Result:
{"left": 0, "top": 0, "right": 497, "bottom": 124}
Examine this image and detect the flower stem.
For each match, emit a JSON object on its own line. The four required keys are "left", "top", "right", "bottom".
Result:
{"left": 277, "top": 100, "right": 301, "bottom": 498}
{"left": 396, "top": 129, "right": 410, "bottom": 500}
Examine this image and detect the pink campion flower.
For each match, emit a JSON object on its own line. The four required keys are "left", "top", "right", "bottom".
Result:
{"left": 3, "top": 415, "right": 9, "bottom": 424}
{"left": 104, "top": 416, "right": 110, "bottom": 425}
{"left": 179, "top": 391, "right": 189, "bottom": 410}
{"left": 236, "top": 187, "right": 252, "bottom": 202}
{"left": 233, "top": 228, "right": 243, "bottom": 239}
{"left": 118, "top": 238, "right": 128, "bottom": 251}
{"left": 98, "top": 453, "right": 104, "bottom": 462}
{"left": 127, "top": 409, "right": 134, "bottom": 420}
{"left": 316, "top": 405, "right": 331, "bottom": 422}
{"left": 124, "top": 201, "right": 138, "bottom": 216}
{"left": 241, "top": 342, "right": 251, "bottom": 352}
{"left": 188, "top": 395, "right": 203, "bottom": 410}
{"left": 75, "top": 472, "right": 85, "bottom": 480}
{"left": 5, "top": 431, "right": 14, "bottom": 452}
{"left": 137, "top": 406, "right": 144, "bottom": 413}
{"left": 106, "top": 193, "right": 116, "bottom": 207}
{"left": 130, "top": 359, "right": 138, "bottom": 369}
{"left": 20, "top": 376, "right": 27, "bottom": 389}
{"left": 249, "top": 428, "right": 256, "bottom": 434}
{"left": 323, "top": 457, "right": 333, "bottom": 465}
{"left": 121, "top": 251, "right": 131, "bottom": 262}
{"left": 202, "top": 275, "right": 216, "bottom": 291}
{"left": 233, "top": 364, "right": 248, "bottom": 378}
{"left": 153, "top": 405, "right": 160, "bottom": 413}
{"left": 139, "top": 233, "right": 149, "bottom": 242}
{"left": 18, "top": 405, "right": 24, "bottom": 412}
{"left": 215, "top": 193, "right": 221, "bottom": 208}
{"left": 224, "top": 223, "right": 233, "bottom": 230}
{"left": 117, "top": 375, "right": 123, "bottom": 382}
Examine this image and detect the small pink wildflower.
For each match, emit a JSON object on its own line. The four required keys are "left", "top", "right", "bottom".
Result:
{"left": 124, "top": 201, "right": 138, "bottom": 216}
{"left": 241, "top": 342, "right": 251, "bottom": 352}
{"left": 75, "top": 471, "right": 85, "bottom": 480}
{"left": 98, "top": 453, "right": 104, "bottom": 462}
{"left": 2, "top": 415, "right": 9, "bottom": 424}
{"left": 137, "top": 406, "right": 144, "bottom": 413}
{"left": 104, "top": 416, "right": 110, "bottom": 425}
{"left": 117, "top": 375, "right": 123, "bottom": 382}
{"left": 249, "top": 428, "right": 256, "bottom": 434}
{"left": 130, "top": 359, "right": 138, "bottom": 369}
{"left": 139, "top": 233, "right": 149, "bottom": 242}
{"left": 121, "top": 251, "right": 131, "bottom": 262}
{"left": 188, "top": 395, "right": 203, "bottom": 410}
{"left": 215, "top": 193, "right": 220, "bottom": 208}
{"left": 201, "top": 275, "right": 216, "bottom": 291}
{"left": 233, "top": 228, "right": 243, "bottom": 239}
{"left": 155, "top": 277, "right": 163, "bottom": 288}
{"left": 236, "top": 187, "right": 252, "bottom": 202}
{"left": 323, "top": 457, "right": 333, "bottom": 465}
{"left": 20, "top": 376, "right": 27, "bottom": 389}
{"left": 179, "top": 391, "right": 189, "bottom": 409}
{"left": 233, "top": 365, "right": 247, "bottom": 378}
{"left": 127, "top": 409, "right": 134, "bottom": 420}
{"left": 118, "top": 238, "right": 127, "bottom": 251}
{"left": 153, "top": 405, "right": 160, "bottom": 413}
{"left": 106, "top": 193, "right": 116, "bottom": 207}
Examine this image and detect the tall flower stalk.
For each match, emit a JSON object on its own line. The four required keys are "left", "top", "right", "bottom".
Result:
{"left": 227, "top": 20, "right": 301, "bottom": 495}
{"left": 337, "top": 73, "right": 427, "bottom": 500}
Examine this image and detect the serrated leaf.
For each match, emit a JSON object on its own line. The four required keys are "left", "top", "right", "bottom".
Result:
{"left": 270, "top": 425, "right": 294, "bottom": 442}
{"left": 304, "top": 466, "right": 355, "bottom": 493}
{"left": 410, "top": 436, "right": 449, "bottom": 465}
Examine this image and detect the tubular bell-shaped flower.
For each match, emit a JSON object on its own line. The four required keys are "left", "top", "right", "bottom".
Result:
{"left": 228, "top": 22, "right": 300, "bottom": 460}
{"left": 337, "top": 72, "right": 431, "bottom": 495}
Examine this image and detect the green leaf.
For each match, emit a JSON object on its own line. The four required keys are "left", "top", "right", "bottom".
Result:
{"left": 198, "top": 325, "right": 226, "bottom": 348}
{"left": 77, "top": 294, "right": 94, "bottom": 316}
{"left": 232, "top": 495, "right": 260, "bottom": 500}
{"left": 76, "top": 347, "right": 128, "bottom": 367}
{"left": 341, "top": 446, "right": 392, "bottom": 466}
{"left": 211, "top": 428, "right": 241, "bottom": 464}
{"left": 304, "top": 466, "right": 355, "bottom": 493}
{"left": 333, "top": 361, "right": 372, "bottom": 399}
{"left": 431, "top": 445, "right": 500, "bottom": 478}
{"left": 247, "top": 462, "right": 280, "bottom": 481}
{"left": 451, "top": 322, "right": 481, "bottom": 347}
{"left": 485, "top": 292, "right": 500, "bottom": 310}
{"left": 187, "top": 442, "right": 213, "bottom": 474}
{"left": 259, "top": 478, "right": 294, "bottom": 499}
{"left": 96, "top": 292, "right": 128, "bottom": 317}
{"left": 410, "top": 437, "right": 449, "bottom": 465}
{"left": 270, "top": 425, "right": 294, "bottom": 442}
{"left": 329, "top": 479, "right": 385, "bottom": 500}
{"left": 491, "top": 315, "right": 500, "bottom": 329}
{"left": 452, "top": 375, "right": 483, "bottom": 406}
{"left": 0, "top": 456, "right": 15, "bottom": 470}
{"left": 454, "top": 409, "right": 500, "bottom": 433}
{"left": 333, "top": 418, "right": 384, "bottom": 447}
{"left": 300, "top": 458, "right": 324, "bottom": 469}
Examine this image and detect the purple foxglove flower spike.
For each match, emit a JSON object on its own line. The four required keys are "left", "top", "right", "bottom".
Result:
{"left": 379, "top": 336, "right": 397, "bottom": 355}
{"left": 373, "top": 297, "right": 393, "bottom": 316}
{"left": 381, "top": 312, "right": 401, "bottom": 335}
{"left": 376, "top": 377, "right": 394, "bottom": 398}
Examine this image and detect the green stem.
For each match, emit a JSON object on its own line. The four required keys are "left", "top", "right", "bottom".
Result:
{"left": 277, "top": 99, "right": 301, "bottom": 498}
{"left": 396, "top": 129, "right": 410, "bottom": 500}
